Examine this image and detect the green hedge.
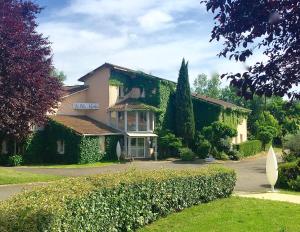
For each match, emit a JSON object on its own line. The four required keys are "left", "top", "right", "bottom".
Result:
{"left": 234, "top": 140, "right": 262, "bottom": 157}
{"left": 0, "top": 166, "right": 236, "bottom": 232}
{"left": 277, "top": 159, "right": 300, "bottom": 191}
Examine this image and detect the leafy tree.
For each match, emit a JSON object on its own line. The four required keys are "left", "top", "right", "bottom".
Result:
{"left": 193, "top": 132, "right": 211, "bottom": 158}
{"left": 51, "top": 69, "right": 67, "bottom": 83}
{"left": 193, "top": 73, "right": 208, "bottom": 95}
{"left": 193, "top": 72, "right": 221, "bottom": 98}
{"left": 257, "top": 126, "right": 277, "bottom": 150}
{"left": 202, "top": 122, "right": 237, "bottom": 158}
{"left": 175, "top": 59, "right": 195, "bottom": 145}
{"left": 158, "top": 130, "right": 183, "bottom": 158}
{"left": 0, "top": 0, "right": 62, "bottom": 139}
{"left": 203, "top": 0, "right": 300, "bottom": 100}
{"left": 254, "top": 112, "right": 280, "bottom": 138}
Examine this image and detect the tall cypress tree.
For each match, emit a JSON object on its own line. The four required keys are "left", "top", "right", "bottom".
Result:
{"left": 175, "top": 59, "right": 195, "bottom": 145}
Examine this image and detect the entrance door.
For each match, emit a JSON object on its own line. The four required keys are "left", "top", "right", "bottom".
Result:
{"left": 130, "top": 138, "right": 145, "bottom": 158}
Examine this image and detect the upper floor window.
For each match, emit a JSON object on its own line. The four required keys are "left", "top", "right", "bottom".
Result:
{"left": 118, "top": 111, "right": 125, "bottom": 130}
{"left": 57, "top": 140, "right": 65, "bottom": 154}
{"left": 118, "top": 86, "right": 124, "bottom": 98}
{"left": 110, "top": 111, "right": 117, "bottom": 128}
{"left": 1, "top": 140, "right": 8, "bottom": 154}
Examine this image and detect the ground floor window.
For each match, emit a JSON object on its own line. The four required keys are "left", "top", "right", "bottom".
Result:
{"left": 57, "top": 140, "right": 65, "bottom": 154}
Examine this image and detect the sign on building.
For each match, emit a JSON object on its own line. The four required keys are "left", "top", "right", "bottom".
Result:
{"left": 73, "top": 103, "right": 99, "bottom": 110}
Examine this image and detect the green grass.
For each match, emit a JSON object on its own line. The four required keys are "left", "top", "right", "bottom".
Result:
{"left": 0, "top": 168, "right": 63, "bottom": 185}
{"left": 23, "top": 161, "right": 117, "bottom": 169}
{"left": 140, "top": 197, "right": 300, "bottom": 232}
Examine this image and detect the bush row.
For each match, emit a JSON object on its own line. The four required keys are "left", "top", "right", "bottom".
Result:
{"left": 234, "top": 140, "right": 262, "bottom": 157}
{"left": 0, "top": 166, "right": 236, "bottom": 232}
{"left": 277, "top": 159, "right": 300, "bottom": 191}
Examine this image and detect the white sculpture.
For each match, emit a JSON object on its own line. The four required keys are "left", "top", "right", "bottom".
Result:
{"left": 266, "top": 146, "right": 278, "bottom": 192}
{"left": 116, "top": 141, "right": 121, "bottom": 161}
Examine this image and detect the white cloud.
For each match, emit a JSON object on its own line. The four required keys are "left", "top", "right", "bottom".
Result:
{"left": 37, "top": 0, "right": 246, "bottom": 86}
{"left": 138, "top": 10, "right": 173, "bottom": 32}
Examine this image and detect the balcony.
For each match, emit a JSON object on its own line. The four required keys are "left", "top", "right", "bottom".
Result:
{"left": 109, "top": 110, "right": 155, "bottom": 132}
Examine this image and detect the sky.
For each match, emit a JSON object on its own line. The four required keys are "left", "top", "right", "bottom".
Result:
{"left": 34, "top": 0, "right": 259, "bottom": 86}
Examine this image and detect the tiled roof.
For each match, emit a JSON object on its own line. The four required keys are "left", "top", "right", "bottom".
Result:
{"left": 108, "top": 98, "right": 158, "bottom": 111}
{"left": 192, "top": 93, "right": 250, "bottom": 111}
{"left": 50, "top": 115, "right": 121, "bottom": 136}
{"left": 62, "top": 85, "right": 88, "bottom": 97}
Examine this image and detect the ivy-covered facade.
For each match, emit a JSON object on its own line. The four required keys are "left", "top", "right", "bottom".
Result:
{"left": 0, "top": 63, "right": 249, "bottom": 164}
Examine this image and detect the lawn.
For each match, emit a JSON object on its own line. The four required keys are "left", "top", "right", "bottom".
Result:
{"left": 0, "top": 168, "right": 63, "bottom": 185}
{"left": 23, "top": 161, "right": 117, "bottom": 169}
{"left": 140, "top": 197, "right": 300, "bottom": 232}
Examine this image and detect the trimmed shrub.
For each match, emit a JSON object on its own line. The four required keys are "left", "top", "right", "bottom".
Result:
{"left": 158, "top": 130, "right": 183, "bottom": 158}
{"left": 227, "top": 149, "right": 242, "bottom": 161}
{"left": 8, "top": 154, "right": 23, "bottom": 166}
{"left": 0, "top": 166, "right": 236, "bottom": 232}
{"left": 277, "top": 159, "right": 300, "bottom": 190}
{"left": 179, "top": 147, "right": 195, "bottom": 161}
{"left": 78, "top": 136, "right": 104, "bottom": 164}
{"left": 235, "top": 140, "right": 262, "bottom": 157}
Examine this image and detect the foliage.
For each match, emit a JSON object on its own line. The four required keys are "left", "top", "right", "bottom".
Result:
{"left": 179, "top": 147, "right": 195, "bottom": 161}
{"left": 234, "top": 140, "right": 262, "bottom": 158}
{"left": 277, "top": 159, "right": 300, "bottom": 191}
{"left": 104, "top": 135, "right": 123, "bottom": 161}
{"left": 202, "top": 122, "right": 237, "bottom": 159}
{"left": 257, "top": 126, "right": 277, "bottom": 150}
{"left": 0, "top": 166, "right": 236, "bottom": 232}
{"left": 193, "top": 72, "right": 221, "bottom": 98}
{"left": 8, "top": 154, "right": 23, "bottom": 166}
{"left": 282, "top": 133, "right": 300, "bottom": 161}
{"left": 175, "top": 59, "right": 195, "bottom": 144}
{"left": 78, "top": 136, "right": 103, "bottom": 164}
{"left": 158, "top": 130, "right": 183, "bottom": 158}
{"left": 227, "top": 149, "right": 242, "bottom": 161}
{"left": 24, "top": 120, "right": 103, "bottom": 164}
{"left": 192, "top": 97, "right": 222, "bottom": 131}
{"left": 203, "top": 0, "right": 300, "bottom": 100}
{"left": 254, "top": 112, "right": 280, "bottom": 137}
{"left": 51, "top": 68, "right": 67, "bottom": 83}
{"left": 0, "top": 0, "right": 62, "bottom": 139}
{"left": 193, "top": 132, "right": 211, "bottom": 159}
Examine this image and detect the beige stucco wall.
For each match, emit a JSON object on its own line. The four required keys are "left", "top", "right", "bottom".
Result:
{"left": 85, "top": 67, "right": 110, "bottom": 123}
{"left": 109, "top": 85, "right": 119, "bottom": 107}
{"left": 232, "top": 118, "right": 248, "bottom": 144}
{"left": 56, "top": 90, "right": 87, "bottom": 116}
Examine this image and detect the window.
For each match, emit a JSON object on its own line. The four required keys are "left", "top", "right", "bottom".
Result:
{"left": 57, "top": 140, "right": 65, "bottom": 154}
{"left": 118, "top": 86, "right": 124, "bottom": 98}
{"left": 138, "top": 111, "right": 147, "bottom": 131}
{"left": 1, "top": 140, "right": 8, "bottom": 154}
{"left": 118, "top": 111, "right": 125, "bottom": 130}
{"left": 127, "top": 111, "right": 136, "bottom": 131}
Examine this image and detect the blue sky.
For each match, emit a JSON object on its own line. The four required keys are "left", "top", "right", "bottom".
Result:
{"left": 34, "top": 0, "right": 259, "bottom": 86}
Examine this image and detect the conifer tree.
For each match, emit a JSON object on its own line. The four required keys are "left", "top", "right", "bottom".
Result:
{"left": 175, "top": 59, "right": 195, "bottom": 145}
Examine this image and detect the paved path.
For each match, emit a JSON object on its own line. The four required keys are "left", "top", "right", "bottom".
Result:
{"left": 0, "top": 154, "right": 280, "bottom": 201}
{"left": 235, "top": 192, "right": 300, "bottom": 204}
